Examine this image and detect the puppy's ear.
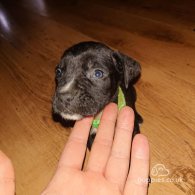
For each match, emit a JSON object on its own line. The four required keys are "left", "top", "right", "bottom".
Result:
{"left": 112, "top": 52, "right": 141, "bottom": 88}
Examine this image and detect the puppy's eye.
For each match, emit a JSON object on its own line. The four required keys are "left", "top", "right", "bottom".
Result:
{"left": 56, "top": 67, "right": 62, "bottom": 78}
{"left": 94, "top": 69, "right": 104, "bottom": 78}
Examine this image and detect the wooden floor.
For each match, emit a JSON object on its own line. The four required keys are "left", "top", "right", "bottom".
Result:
{"left": 0, "top": 0, "right": 194, "bottom": 194}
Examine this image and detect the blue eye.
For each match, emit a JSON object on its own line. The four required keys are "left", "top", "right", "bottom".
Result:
{"left": 94, "top": 70, "right": 104, "bottom": 78}
{"left": 56, "top": 67, "right": 62, "bottom": 78}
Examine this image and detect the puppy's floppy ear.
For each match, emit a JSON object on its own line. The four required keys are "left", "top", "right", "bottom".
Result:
{"left": 112, "top": 52, "right": 141, "bottom": 88}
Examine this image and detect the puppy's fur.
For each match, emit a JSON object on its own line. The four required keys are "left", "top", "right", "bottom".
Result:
{"left": 53, "top": 41, "right": 142, "bottom": 149}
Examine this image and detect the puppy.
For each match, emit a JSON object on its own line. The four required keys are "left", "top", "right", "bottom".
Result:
{"left": 52, "top": 41, "right": 142, "bottom": 149}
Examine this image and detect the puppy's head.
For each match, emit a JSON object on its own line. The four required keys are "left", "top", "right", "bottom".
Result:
{"left": 52, "top": 41, "right": 140, "bottom": 120}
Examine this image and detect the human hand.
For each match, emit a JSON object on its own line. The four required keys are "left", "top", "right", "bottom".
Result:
{"left": 0, "top": 151, "right": 15, "bottom": 195}
{"left": 42, "top": 103, "right": 150, "bottom": 195}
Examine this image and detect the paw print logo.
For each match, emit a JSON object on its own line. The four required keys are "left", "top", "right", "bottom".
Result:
{"left": 151, "top": 164, "right": 170, "bottom": 177}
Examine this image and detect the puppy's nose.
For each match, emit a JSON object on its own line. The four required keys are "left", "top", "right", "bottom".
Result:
{"left": 58, "top": 91, "right": 74, "bottom": 103}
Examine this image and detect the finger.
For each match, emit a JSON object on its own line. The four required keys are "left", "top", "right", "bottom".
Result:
{"left": 124, "top": 134, "right": 150, "bottom": 195}
{"left": 0, "top": 151, "right": 15, "bottom": 195}
{"left": 105, "top": 107, "right": 134, "bottom": 192}
{"left": 86, "top": 103, "right": 118, "bottom": 173}
{"left": 57, "top": 116, "right": 93, "bottom": 170}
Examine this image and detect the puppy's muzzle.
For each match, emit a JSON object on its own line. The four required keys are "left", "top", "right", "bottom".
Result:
{"left": 53, "top": 92, "right": 83, "bottom": 120}
{"left": 57, "top": 91, "right": 74, "bottom": 103}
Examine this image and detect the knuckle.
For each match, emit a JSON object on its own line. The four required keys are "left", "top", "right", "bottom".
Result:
{"left": 111, "top": 150, "right": 129, "bottom": 160}
{"left": 117, "top": 126, "right": 132, "bottom": 133}
{"left": 93, "top": 137, "right": 113, "bottom": 147}
{"left": 100, "top": 118, "right": 116, "bottom": 126}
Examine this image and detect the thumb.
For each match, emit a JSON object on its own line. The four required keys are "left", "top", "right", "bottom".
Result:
{"left": 0, "top": 150, "right": 15, "bottom": 195}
